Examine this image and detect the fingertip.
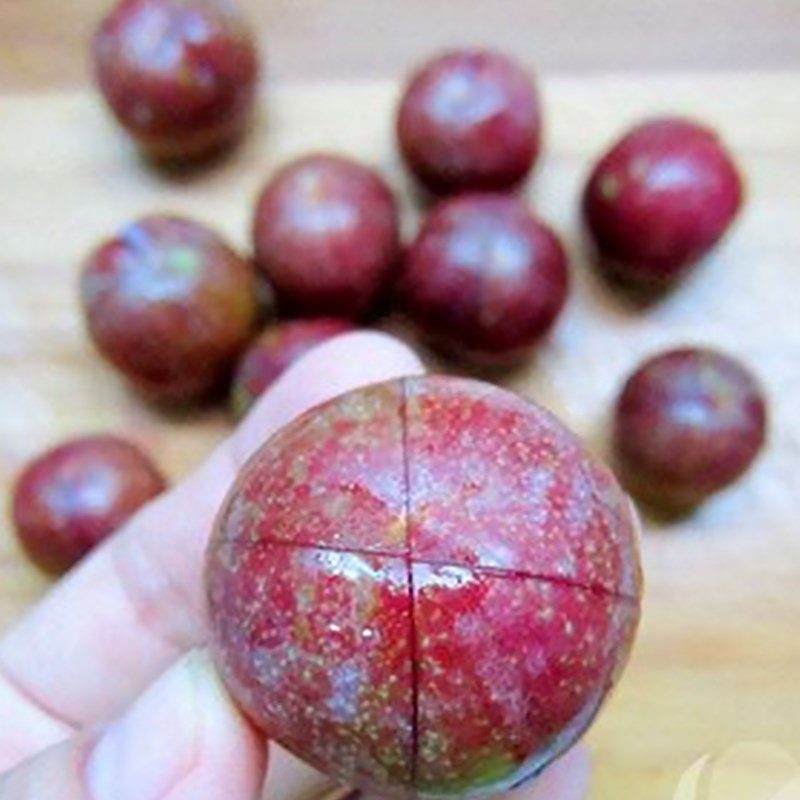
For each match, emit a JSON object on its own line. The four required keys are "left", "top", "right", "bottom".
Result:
{"left": 261, "top": 743, "right": 332, "bottom": 800}
{"left": 234, "top": 331, "right": 425, "bottom": 464}
{"left": 84, "top": 650, "right": 266, "bottom": 800}
{"left": 506, "top": 746, "right": 591, "bottom": 800}
{"left": 546, "top": 745, "right": 591, "bottom": 799}
{"left": 191, "top": 650, "right": 269, "bottom": 790}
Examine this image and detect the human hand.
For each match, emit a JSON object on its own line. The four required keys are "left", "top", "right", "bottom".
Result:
{"left": 0, "top": 332, "right": 589, "bottom": 800}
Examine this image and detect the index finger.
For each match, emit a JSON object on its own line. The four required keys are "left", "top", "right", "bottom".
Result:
{"left": 0, "top": 333, "right": 424, "bottom": 769}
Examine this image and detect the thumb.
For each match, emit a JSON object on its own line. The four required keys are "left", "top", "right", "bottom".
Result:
{"left": 0, "top": 650, "right": 266, "bottom": 800}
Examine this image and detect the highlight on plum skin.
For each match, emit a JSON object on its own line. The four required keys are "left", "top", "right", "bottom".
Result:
{"left": 252, "top": 154, "right": 401, "bottom": 320}
{"left": 397, "top": 49, "right": 542, "bottom": 195}
{"left": 206, "top": 375, "right": 642, "bottom": 798}
{"left": 613, "top": 347, "right": 767, "bottom": 510}
{"left": 81, "top": 214, "right": 258, "bottom": 403}
{"left": 401, "top": 194, "right": 569, "bottom": 365}
{"left": 230, "top": 317, "right": 356, "bottom": 418}
{"left": 93, "top": 0, "right": 260, "bottom": 161}
{"left": 12, "top": 435, "right": 166, "bottom": 575}
{"left": 583, "top": 116, "right": 743, "bottom": 292}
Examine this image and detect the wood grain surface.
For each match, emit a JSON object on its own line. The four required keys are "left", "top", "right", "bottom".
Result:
{"left": 1, "top": 2, "right": 800, "bottom": 798}
{"left": 1, "top": 0, "right": 800, "bottom": 90}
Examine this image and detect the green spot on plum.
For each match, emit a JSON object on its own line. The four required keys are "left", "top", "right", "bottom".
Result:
{"left": 420, "top": 750, "right": 518, "bottom": 794}
{"left": 599, "top": 174, "right": 621, "bottom": 201}
{"left": 231, "top": 381, "right": 253, "bottom": 420}
{"left": 167, "top": 246, "right": 203, "bottom": 277}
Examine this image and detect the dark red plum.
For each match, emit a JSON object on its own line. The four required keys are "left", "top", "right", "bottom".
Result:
{"left": 12, "top": 435, "right": 166, "bottom": 575}
{"left": 401, "top": 194, "right": 568, "bottom": 364}
{"left": 231, "top": 317, "right": 356, "bottom": 418}
{"left": 81, "top": 215, "right": 258, "bottom": 402}
{"left": 583, "top": 117, "right": 743, "bottom": 290}
{"left": 613, "top": 347, "right": 767, "bottom": 508}
{"left": 397, "top": 49, "right": 541, "bottom": 195}
{"left": 207, "top": 375, "right": 641, "bottom": 797}
{"left": 93, "top": 0, "right": 260, "bottom": 160}
{"left": 253, "top": 154, "right": 401, "bottom": 319}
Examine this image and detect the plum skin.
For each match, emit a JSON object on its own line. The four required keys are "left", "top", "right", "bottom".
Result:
{"left": 81, "top": 214, "right": 258, "bottom": 402}
{"left": 397, "top": 49, "right": 541, "bottom": 195}
{"left": 12, "top": 435, "right": 166, "bottom": 575}
{"left": 583, "top": 117, "right": 743, "bottom": 290}
{"left": 207, "top": 375, "right": 641, "bottom": 798}
{"left": 93, "top": 0, "right": 260, "bottom": 160}
{"left": 231, "top": 318, "right": 356, "bottom": 418}
{"left": 253, "top": 154, "right": 401, "bottom": 320}
{"left": 613, "top": 347, "right": 767, "bottom": 509}
{"left": 401, "top": 194, "right": 569, "bottom": 364}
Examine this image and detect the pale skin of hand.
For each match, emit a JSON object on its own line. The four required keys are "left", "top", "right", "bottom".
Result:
{"left": 0, "top": 332, "right": 589, "bottom": 800}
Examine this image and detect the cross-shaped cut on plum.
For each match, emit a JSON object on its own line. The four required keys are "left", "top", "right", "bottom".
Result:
{"left": 207, "top": 376, "right": 641, "bottom": 798}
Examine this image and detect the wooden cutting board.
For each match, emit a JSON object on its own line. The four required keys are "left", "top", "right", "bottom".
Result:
{"left": 1, "top": 71, "right": 799, "bottom": 799}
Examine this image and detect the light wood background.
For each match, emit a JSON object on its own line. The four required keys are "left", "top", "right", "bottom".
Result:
{"left": 1, "top": 2, "right": 800, "bottom": 799}
{"left": 2, "top": 0, "right": 800, "bottom": 89}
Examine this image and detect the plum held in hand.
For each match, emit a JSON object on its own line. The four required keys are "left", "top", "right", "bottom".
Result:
{"left": 583, "top": 117, "right": 743, "bottom": 292}
{"left": 231, "top": 317, "right": 356, "bottom": 418}
{"left": 207, "top": 376, "right": 641, "bottom": 798}
{"left": 613, "top": 347, "right": 767, "bottom": 509}
{"left": 12, "top": 435, "right": 166, "bottom": 575}
{"left": 93, "top": 0, "right": 260, "bottom": 161}
{"left": 401, "top": 194, "right": 568, "bottom": 364}
{"left": 81, "top": 215, "right": 258, "bottom": 403}
{"left": 253, "top": 154, "right": 401, "bottom": 319}
{"left": 397, "top": 49, "right": 541, "bottom": 195}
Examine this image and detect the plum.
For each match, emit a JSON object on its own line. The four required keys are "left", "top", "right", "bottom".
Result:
{"left": 397, "top": 49, "right": 541, "bottom": 195}
{"left": 231, "top": 318, "right": 356, "bottom": 418}
{"left": 583, "top": 117, "right": 743, "bottom": 291}
{"left": 93, "top": 0, "right": 260, "bottom": 161}
{"left": 12, "top": 435, "right": 166, "bottom": 575}
{"left": 253, "top": 154, "right": 401, "bottom": 319}
{"left": 613, "top": 347, "right": 767, "bottom": 509}
{"left": 207, "top": 375, "right": 641, "bottom": 798}
{"left": 81, "top": 214, "right": 258, "bottom": 403}
{"left": 401, "top": 194, "right": 568, "bottom": 364}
